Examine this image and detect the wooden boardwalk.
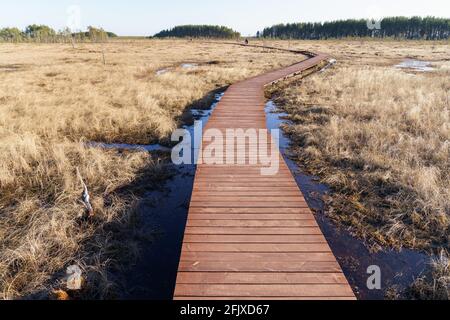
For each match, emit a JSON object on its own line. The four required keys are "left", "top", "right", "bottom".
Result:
{"left": 174, "top": 50, "right": 356, "bottom": 300}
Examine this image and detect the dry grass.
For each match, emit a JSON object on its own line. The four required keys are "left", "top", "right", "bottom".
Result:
{"left": 0, "top": 39, "right": 303, "bottom": 299}
{"left": 408, "top": 250, "right": 450, "bottom": 300}
{"left": 268, "top": 40, "right": 449, "bottom": 251}
{"left": 0, "top": 40, "right": 301, "bottom": 144}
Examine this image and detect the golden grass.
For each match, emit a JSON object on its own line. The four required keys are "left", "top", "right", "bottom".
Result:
{"left": 268, "top": 40, "right": 449, "bottom": 251}
{"left": 0, "top": 39, "right": 303, "bottom": 299}
{"left": 0, "top": 40, "right": 301, "bottom": 144}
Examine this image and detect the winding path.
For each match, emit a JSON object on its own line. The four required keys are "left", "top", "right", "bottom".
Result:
{"left": 174, "top": 47, "right": 356, "bottom": 300}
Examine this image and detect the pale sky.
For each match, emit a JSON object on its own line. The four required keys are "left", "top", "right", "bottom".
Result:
{"left": 1, "top": 0, "right": 449, "bottom": 36}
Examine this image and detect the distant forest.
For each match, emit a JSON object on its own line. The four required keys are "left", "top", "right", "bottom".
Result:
{"left": 260, "top": 17, "right": 450, "bottom": 40}
{"left": 0, "top": 25, "right": 117, "bottom": 42}
{"left": 153, "top": 25, "right": 241, "bottom": 39}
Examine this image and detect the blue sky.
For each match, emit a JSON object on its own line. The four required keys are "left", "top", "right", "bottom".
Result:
{"left": 1, "top": 0, "right": 449, "bottom": 36}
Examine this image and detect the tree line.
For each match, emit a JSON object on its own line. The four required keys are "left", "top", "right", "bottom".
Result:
{"left": 153, "top": 25, "right": 241, "bottom": 39}
{"left": 260, "top": 17, "right": 450, "bottom": 40}
{"left": 0, "top": 25, "right": 117, "bottom": 43}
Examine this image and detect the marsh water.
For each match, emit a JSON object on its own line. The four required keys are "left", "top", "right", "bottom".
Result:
{"left": 395, "top": 59, "right": 434, "bottom": 72}
{"left": 119, "top": 94, "right": 432, "bottom": 300}
{"left": 155, "top": 63, "right": 198, "bottom": 76}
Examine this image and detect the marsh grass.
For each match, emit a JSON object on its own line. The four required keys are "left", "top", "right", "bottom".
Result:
{"left": 268, "top": 40, "right": 449, "bottom": 252}
{"left": 0, "top": 141, "right": 170, "bottom": 299}
{"left": 0, "top": 40, "right": 303, "bottom": 299}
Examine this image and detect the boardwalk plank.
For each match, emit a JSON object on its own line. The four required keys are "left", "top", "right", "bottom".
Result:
{"left": 175, "top": 284, "right": 355, "bottom": 298}
{"left": 184, "top": 227, "right": 323, "bottom": 235}
{"left": 176, "top": 273, "right": 349, "bottom": 284}
{"left": 186, "top": 220, "right": 318, "bottom": 227}
{"left": 183, "top": 235, "right": 327, "bottom": 243}
{"left": 178, "top": 261, "right": 343, "bottom": 272}
{"left": 181, "top": 243, "right": 331, "bottom": 252}
{"left": 181, "top": 252, "right": 337, "bottom": 262}
{"left": 188, "top": 214, "right": 312, "bottom": 220}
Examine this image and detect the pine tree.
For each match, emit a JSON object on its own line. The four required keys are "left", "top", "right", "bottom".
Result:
{"left": 153, "top": 25, "right": 241, "bottom": 39}
{"left": 261, "top": 17, "right": 449, "bottom": 40}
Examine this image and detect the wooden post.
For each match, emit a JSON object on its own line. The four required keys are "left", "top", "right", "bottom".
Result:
{"left": 101, "top": 47, "right": 106, "bottom": 65}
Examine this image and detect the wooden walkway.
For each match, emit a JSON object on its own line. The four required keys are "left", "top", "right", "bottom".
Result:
{"left": 174, "top": 49, "right": 356, "bottom": 300}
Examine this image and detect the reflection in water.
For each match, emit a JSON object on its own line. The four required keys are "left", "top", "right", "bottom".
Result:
{"left": 122, "top": 163, "right": 195, "bottom": 299}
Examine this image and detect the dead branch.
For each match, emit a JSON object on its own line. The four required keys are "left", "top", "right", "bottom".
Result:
{"left": 76, "top": 168, "right": 94, "bottom": 217}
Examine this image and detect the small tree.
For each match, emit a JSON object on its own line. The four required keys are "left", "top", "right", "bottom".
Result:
{"left": 88, "top": 26, "right": 108, "bottom": 42}
{"left": 25, "top": 24, "right": 56, "bottom": 42}
{"left": 58, "top": 27, "right": 77, "bottom": 47}
{"left": 0, "top": 27, "right": 24, "bottom": 42}
{"left": 153, "top": 25, "right": 241, "bottom": 39}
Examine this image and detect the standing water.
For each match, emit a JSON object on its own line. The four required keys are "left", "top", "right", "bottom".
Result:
{"left": 395, "top": 60, "right": 434, "bottom": 72}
